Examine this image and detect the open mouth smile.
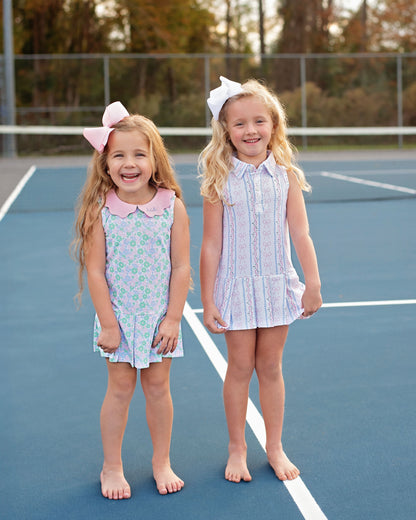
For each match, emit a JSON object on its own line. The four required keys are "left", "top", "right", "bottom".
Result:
{"left": 121, "top": 172, "right": 140, "bottom": 182}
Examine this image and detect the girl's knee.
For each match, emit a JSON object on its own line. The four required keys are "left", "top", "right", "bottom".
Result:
{"left": 142, "top": 378, "right": 170, "bottom": 402}
{"left": 227, "top": 358, "right": 255, "bottom": 382}
{"left": 140, "top": 359, "right": 171, "bottom": 398}
{"left": 108, "top": 378, "right": 136, "bottom": 401}
{"left": 256, "top": 360, "right": 282, "bottom": 383}
{"left": 107, "top": 367, "right": 137, "bottom": 400}
{"left": 141, "top": 370, "right": 170, "bottom": 400}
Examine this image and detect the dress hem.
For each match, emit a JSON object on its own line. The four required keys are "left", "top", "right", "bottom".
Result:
{"left": 95, "top": 347, "right": 184, "bottom": 370}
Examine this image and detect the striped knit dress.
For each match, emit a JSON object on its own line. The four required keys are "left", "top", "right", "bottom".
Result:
{"left": 214, "top": 153, "right": 305, "bottom": 330}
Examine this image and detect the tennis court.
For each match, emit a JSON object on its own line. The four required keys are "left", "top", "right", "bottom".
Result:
{"left": 1, "top": 149, "right": 415, "bottom": 519}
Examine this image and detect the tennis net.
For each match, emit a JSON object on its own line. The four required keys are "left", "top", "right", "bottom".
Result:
{"left": 1, "top": 124, "right": 416, "bottom": 156}
{"left": 1, "top": 125, "right": 415, "bottom": 210}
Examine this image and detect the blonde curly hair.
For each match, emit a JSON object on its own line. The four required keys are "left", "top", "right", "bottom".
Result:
{"left": 199, "top": 78, "right": 310, "bottom": 203}
{"left": 72, "top": 114, "right": 183, "bottom": 304}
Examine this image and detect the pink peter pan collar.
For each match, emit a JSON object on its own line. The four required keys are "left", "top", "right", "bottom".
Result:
{"left": 105, "top": 188, "right": 174, "bottom": 218}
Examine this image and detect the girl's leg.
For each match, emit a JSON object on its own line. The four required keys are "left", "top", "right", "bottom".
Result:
{"left": 100, "top": 360, "right": 137, "bottom": 499}
{"left": 255, "top": 326, "right": 300, "bottom": 481}
{"left": 223, "top": 329, "right": 256, "bottom": 482}
{"left": 140, "top": 358, "right": 184, "bottom": 494}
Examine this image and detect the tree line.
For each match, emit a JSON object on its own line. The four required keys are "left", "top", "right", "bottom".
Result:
{"left": 4, "top": 1, "right": 415, "bottom": 57}
{"left": 1, "top": 0, "right": 415, "bottom": 152}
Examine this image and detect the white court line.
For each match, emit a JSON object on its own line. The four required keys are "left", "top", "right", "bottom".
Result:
{"left": 308, "top": 168, "right": 416, "bottom": 177}
{"left": 183, "top": 302, "right": 328, "bottom": 520}
{"left": 0, "top": 165, "right": 36, "bottom": 223}
{"left": 322, "top": 299, "right": 416, "bottom": 308}
{"left": 191, "top": 299, "right": 416, "bottom": 314}
{"left": 321, "top": 171, "right": 416, "bottom": 195}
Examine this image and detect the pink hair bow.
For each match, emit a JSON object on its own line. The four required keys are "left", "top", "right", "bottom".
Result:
{"left": 207, "top": 76, "right": 244, "bottom": 120}
{"left": 83, "top": 101, "right": 129, "bottom": 152}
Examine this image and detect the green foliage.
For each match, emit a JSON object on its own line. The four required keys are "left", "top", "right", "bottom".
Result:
{"left": 2, "top": 1, "right": 416, "bottom": 154}
{"left": 403, "top": 82, "right": 416, "bottom": 126}
{"left": 280, "top": 81, "right": 397, "bottom": 129}
{"left": 11, "top": 0, "right": 112, "bottom": 54}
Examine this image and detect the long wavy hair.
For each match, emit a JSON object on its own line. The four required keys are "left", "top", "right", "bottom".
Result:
{"left": 72, "top": 114, "right": 183, "bottom": 304}
{"left": 199, "top": 78, "right": 310, "bottom": 203}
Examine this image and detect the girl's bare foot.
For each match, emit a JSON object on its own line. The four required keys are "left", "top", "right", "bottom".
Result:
{"left": 153, "top": 463, "right": 184, "bottom": 495}
{"left": 225, "top": 450, "right": 252, "bottom": 483}
{"left": 267, "top": 448, "right": 300, "bottom": 481}
{"left": 100, "top": 467, "right": 131, "bottom": 499}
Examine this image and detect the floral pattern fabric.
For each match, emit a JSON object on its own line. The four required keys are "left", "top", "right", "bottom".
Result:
{"left": 93, "top": 188, "right": 183, "bottom": 368}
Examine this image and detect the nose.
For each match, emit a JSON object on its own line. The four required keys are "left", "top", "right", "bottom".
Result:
{"left": 123, "top": 155, "right": 136, "bottom": 167}
{"left": 246, "top": 122, "right": 256, "bottom": 134}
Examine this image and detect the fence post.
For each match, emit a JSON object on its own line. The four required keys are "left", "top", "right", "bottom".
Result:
{"left": 104, "top": 55, "right": 110, "bottom": 106}
{"left": 300, "top": 55, "right": 307, "bottom": 150}
{"left": 204, "top": 55, "right": 211, "bottom": 128}
{"left": 2, "top": 0, "right": 16, "bottom": 157}
{"left": 396, "top": 54, "right": 403, "bottom": 149}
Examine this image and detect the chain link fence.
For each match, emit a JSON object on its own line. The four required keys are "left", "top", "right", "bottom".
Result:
{"left": 1, "top": 52, "right": 416, "bottom": 155}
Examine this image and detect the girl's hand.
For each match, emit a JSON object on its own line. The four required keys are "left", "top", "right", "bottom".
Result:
{"left": 203, "top": 304, "right": 228, "bottom": 334}
{"left": 301, "top": 287, "right": 323, "bottom": 317}
{"left": 97, "top": 326, "right": 121, "bottom": 353}
{"left": 152, "top": 317, "right": 180, "bottom": 355}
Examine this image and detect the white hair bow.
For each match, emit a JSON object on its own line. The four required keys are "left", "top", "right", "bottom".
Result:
{"left": 207, "top": 76, "right": 244, "bottom": 120}
{"left": 83, "top": 101, "right": 129, "bottom": 152}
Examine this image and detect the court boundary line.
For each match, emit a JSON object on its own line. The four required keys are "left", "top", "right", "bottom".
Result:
{"left": 183, "top": 302, "right": 328, "bottom": 520}
{"left": 320, "top": 171, "right": 416, "bottom": 194}
{"left": 0, "top": 165, "right": 36, "bottom": 223}
{"left": 190, "top": 299, "right": 416, "bottom": 314}
{"left": 307, "top": 168, "right": 416, "bottom": 177}
{"left": 321, "top": 299, "right": 416, "bottom": 308}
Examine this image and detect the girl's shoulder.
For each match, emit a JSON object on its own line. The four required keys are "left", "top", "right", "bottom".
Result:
{"left": 172, "top": 196, "right": 189, "bottom": 222}
{"left": 265, "top": 154, "right": 290, "bottom": 184}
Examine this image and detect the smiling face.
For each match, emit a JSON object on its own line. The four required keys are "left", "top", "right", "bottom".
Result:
{"left": 225, "top": 96, "right": 274, "bottom": 168}
{"left": 106, "top": 129, "right": 155, "bottom": 204}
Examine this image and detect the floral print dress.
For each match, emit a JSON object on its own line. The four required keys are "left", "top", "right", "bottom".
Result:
{"left": 93, "top": 188, "right": 183, "bottom": 368}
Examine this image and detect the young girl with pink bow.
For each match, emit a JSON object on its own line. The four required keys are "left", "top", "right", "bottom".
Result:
{"left": 73, "top": 102, "right": 190, "bottom": 498}
{"left": 200, "top": 77, "right": 322, "bottom": 483}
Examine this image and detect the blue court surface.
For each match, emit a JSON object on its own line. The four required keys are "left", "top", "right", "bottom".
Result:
{"left": 1, "top": 152, "right": 415, "bottom": 519}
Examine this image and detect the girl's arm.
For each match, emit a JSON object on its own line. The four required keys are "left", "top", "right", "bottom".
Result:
{"left": 286, "top": 170, "right": 322, "bottom": 317}
{"left": 199, "top": 199, "right": 228, "bottom": 333}
{"left": 85, "top": 215, "right": 121, "bottom": 353}
{"left": 153, "top": 198, "right": 191, "bottom": 355}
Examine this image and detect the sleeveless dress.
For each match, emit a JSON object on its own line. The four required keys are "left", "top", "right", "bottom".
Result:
{"left": 214, "top": 153, "right": 305, "bottom": 330}
{"left": 93, "top": 187, "right": 183, "bottom": 369}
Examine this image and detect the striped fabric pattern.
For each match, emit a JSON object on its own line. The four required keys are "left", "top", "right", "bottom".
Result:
{"left": 214, "top": 153, "right": 305, "bottom": 330}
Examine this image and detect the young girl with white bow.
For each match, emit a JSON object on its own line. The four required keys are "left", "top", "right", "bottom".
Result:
{"left": 73, "top": 102, "right": 190, "bottom": 498}
{"left": 199, "top": 77, "right": 322, "bottom": 483}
